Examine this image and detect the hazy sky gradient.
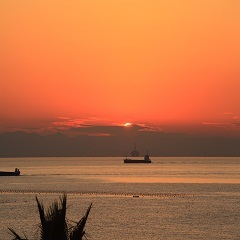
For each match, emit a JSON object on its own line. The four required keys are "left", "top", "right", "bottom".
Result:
{"left": 1, "top": 0, "right": 240, "bottom": 137}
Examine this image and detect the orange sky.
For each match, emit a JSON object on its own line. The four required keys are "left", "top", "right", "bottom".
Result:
{"left": 1, "top": 0, "right": 240, "bottom": 136}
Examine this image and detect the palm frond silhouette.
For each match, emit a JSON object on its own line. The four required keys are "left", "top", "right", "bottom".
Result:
{"left": 8, "top": 194, "right": 92, "bottom": 240}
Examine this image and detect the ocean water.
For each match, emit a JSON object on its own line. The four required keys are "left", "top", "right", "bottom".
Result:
{"left": 0, "top": 157, "right": 239, "bottom": 240}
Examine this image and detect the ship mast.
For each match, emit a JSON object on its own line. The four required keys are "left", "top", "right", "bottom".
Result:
{"left": 131, "top": 142, "right": 139, "bottom": 157}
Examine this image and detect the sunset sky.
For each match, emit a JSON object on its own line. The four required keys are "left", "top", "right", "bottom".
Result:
{"left": 1, "top": 0, "right": 240, "bottom": 137}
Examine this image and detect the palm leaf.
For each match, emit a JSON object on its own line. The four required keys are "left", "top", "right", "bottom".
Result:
{"left": 8, "top": 194, "right": 91, "bottom": 240}
{"left": 8, "top": 227, "right": 28, "bottom": 240}
{"left": 36, "top": 194, "right": 68, "bottom": 240}
{"left": 36, "top": 196, "right": 46, "bottom": 239}
{"left": 69, "top": 203, "right": 92, "bottom": 240}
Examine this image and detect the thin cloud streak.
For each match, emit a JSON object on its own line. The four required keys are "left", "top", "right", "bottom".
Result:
{"left": 202, "top": 122, "right": 240, "bottom": 129}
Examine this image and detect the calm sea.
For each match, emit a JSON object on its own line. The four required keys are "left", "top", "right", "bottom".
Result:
{"left": 0, "top": 157, "right": 239, "bottom": 240}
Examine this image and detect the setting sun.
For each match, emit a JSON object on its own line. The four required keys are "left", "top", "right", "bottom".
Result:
{"left": 124, "top": 123, "right": 132, "bottom": 127}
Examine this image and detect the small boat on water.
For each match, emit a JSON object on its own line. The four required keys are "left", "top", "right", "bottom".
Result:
{"left": 0, "top": 168, "right": 20, "bottom": 176}
{"left": 123, "top": 154, "right": 152, "bottom": 164}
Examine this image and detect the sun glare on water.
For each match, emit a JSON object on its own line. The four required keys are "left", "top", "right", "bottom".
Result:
{"left": 124, "top": 122, "right": 132, "bottom": 127}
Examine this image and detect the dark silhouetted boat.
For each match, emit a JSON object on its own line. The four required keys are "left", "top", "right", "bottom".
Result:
{"left": 123, "top": 153, "right": 151, "bottom": 164}
{"left": 0, "top": 168, "right": 20, "bottom": 176}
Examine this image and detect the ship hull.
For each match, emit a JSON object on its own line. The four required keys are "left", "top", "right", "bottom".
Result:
{"left": 0, "top": 171, "right": 20, "bottom": 176}
{"left": 123, "top": 159, "right": 151, "bottom": 163}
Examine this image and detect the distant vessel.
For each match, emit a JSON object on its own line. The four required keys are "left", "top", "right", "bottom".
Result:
{"left": 123, "top": 151, "right": 151, "bottom": 164}
{"left": 131, "top": 143, "right": 139, "bottom": 157}
{"left": 0, "top": 168, "right": 20, "bottom": 176}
